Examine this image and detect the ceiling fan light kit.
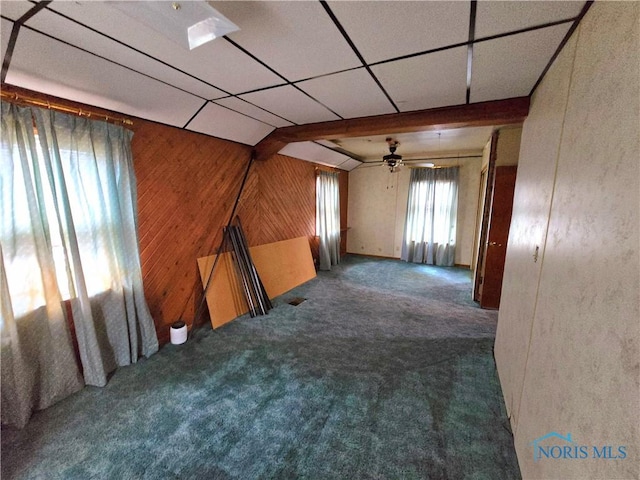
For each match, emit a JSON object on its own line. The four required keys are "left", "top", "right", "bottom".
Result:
{"left": 383, "top": 137, "right": 403, "bottom": 172}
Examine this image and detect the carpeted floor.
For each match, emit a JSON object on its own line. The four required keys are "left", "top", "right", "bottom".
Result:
{"left": 1, "top": 255, "right": 521, "bottom": 479}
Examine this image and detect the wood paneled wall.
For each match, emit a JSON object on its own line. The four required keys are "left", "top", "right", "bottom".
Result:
{"left": 237, "top": 153, "right": 317, "bottom": 249}
{"left": 133, "top": 125, "right": 350, "bottom": 344}
{"left": 339, "top": 169, "right": 349, "bottom": 256}
{"left": 132, "top": 120, "right": 251, "bottom": 343}
{"left": 2, "top": 85, "right": 349, "bottom": 345}
{"left": 134, "top": 126, "right": 350, "bottom": 344}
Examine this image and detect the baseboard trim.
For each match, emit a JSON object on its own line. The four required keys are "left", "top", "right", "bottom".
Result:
{"left": 346, "top": 253, "right": 472, "bottom": 270}
{"left": 346, "top": 252, "right": 399, "bottom": 260}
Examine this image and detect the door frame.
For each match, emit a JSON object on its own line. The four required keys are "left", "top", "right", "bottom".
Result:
{"left": 473, "top": 131, "right": 499, "bottom": 301}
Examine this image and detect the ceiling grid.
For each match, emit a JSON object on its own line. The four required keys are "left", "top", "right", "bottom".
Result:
{"left": 466, "top": 1, "right": 477, "bottom": 104}
{"left": 318, "top": 0, "right": 400, "bottom": 113}
{"left": 0, "top": 0, "right": 589, "bottom": 167}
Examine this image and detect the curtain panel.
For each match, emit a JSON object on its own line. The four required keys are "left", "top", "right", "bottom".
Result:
{"left": 316, "top": 171, "right": 340, "bottom": 271}
{"left": 1, "top": 102, "right": 158, "bottom": 428}
{"left": 401, "top": 167, "right": 459, "bottom": 267}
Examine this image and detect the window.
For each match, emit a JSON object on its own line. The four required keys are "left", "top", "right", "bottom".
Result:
{"left": 401, "top": 167, "right": 459, "bottom": 266}
{"left": 2, "top": 103, "right": 158, "bottom": 427}
{"left": 2, "top": 133, "right": 114, "bottom": 317}
{"left": 316, "top": 171, "right": 340, "bottom": 271}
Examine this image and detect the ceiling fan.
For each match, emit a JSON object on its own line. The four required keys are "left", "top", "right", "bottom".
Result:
{"left": 356, "top": 135, "right": 483, "bottom": 171}
{"left": 382, "top": 137, "right": 403, "bottom": 172}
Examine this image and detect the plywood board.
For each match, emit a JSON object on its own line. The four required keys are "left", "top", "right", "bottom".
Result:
{"left": 250, "top": 236, "right": 317, "bottom": 299}
{"left": 197, "top": 236, "right": 316, "bottom": 329}
{"left": 197, "top": 252, "right": 248, "bottom": 329}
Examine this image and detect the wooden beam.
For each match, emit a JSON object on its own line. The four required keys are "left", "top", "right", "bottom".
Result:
{"left": 253, "top": 136, "right": 289, "bottom": 163}
{"left": 254, "top": 96, "right": 529, "bottom": 161}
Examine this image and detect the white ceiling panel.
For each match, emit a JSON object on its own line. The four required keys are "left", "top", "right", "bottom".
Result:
{"left": 372, "top": 46, "right": 468, "bottom": 112}
{"left": 2, "top": 17, "right": 13, "bottom": 62}
{"left": 213, "top": 1, "right": 360, "bottom": 81}
{"left": 328, "top": 1, "right": 469, "bottom": 64}
{"left": 471, "top": 24, "right": 571, "bottom": 103}
{"left": 339, "top": 158, "right": 363, "bottom": 171}
{"left": 297, "top": 68, "right": 395, "bottom": 119}
{"left": 315, "top": 139, "right": 340, "bottom": 149}
{"left": 279, "top": 141, "right": 352, "bottom": 169}
{"left": 240, "top": 85, "right": 340, "bottom": 125}
{"left": 7, "top": 28, "right": 204, "bottom": 127}
{"left": 187, "top": 102, "right": 274, "bottom": 146}
{"left": 45, "top": 1, "right": 283, "bottom": 95}
{"left": 214, "top": 97, "right": 293, "bottom": 128}
{"left": 476, "top": 1, "right": 584, "bottom": 39}
{"left": 0, "top": 1, "right": 33, "bottom": 21}
{"left": 25, "top": 10, "right": 225, "bottom": 100}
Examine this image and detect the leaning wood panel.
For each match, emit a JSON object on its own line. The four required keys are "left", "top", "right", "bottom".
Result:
{"left": 251, "top": 236, "right": 316, "bottom": 299}
{"left": 197, "top": 236, "right": 316, "bottom": 328}
{"left": 197, "top": 253, "right": 248, "bottom": 329}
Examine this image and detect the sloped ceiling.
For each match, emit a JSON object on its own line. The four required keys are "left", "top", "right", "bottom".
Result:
{"left": 1, "top": 1, "right": 587, "bottom": 170}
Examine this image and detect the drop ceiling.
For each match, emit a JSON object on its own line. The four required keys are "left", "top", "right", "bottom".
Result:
{"left": 332, "top": 127, "right": 498, "bottom": 162}
{"left": 1, "top": 1, "right": 587, "bottom": 170}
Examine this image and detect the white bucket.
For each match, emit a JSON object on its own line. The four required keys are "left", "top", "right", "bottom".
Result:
{"left": 170, "top": 321, "right": 188, "bottom": 345}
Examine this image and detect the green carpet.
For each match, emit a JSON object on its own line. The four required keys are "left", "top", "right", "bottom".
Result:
{"left": 1, "top": 255, "right": 521, "bottom": 479}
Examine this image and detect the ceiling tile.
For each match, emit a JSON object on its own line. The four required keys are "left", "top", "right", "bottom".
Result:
{"left": 316, "top": 139, "right": 341, "bottom": 149}
{"left": 0, "top": 1, "right": 33, "bottom": 21}
{"left": 214, "top": 97, "right": 293, "bottom": 128}
{"left": 213, "top": 1, "right": 360, "bottom": 81}
{"left": 328, "top": 1, "right": 470, "bottom": 64}
{"left": 45, "top": 1, "right": 284, "bottom": 94}
{"left": 279, "top": 141, "right": 352, "bottom": 169}
{"left": 25, "top": 10, "right": 225, "bottom": 100}
{"left": 240, "top": 85, "right": 340, "bottom": 125}
{"left": 471, "top": 24, "right": 572, "bottom": 103}
{"left": 372, "top": 46, "right": 468, "bottom": 112}
{"left": 7, "top": 28, "right": 204, "bottom": 128}
{"left": 187, "top": 102, "right": 274, "bottom": 146}
{"left": 296, "top": 68, "right": 395, "bottom": 119}
{"left": 339, "top": 158, "right": 363, "bottom": 171}
{"left": 476, "top": 1, "right": 584, "bottom": 39}
{"left": 2, "top": 18, "right": 13, "bottom": 61}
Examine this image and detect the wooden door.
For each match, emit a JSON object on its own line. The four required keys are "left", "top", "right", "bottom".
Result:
{"left": 472, "top": 167, "right": 489, "bottom": 299}
{"left": 473, "top": 132, "right": 498, "bottom": 302}
{"left": 478, "top": 165, "right": 517, "bottom": 309}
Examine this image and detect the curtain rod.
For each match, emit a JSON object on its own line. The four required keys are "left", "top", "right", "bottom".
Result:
{"left": 315, "top": 165, "right": 342, "bottom": 173}
{"left": 0, "top": 91, "right": 134, "bottom": 126}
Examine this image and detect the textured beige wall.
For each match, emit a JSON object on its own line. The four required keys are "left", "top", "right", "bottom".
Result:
{"left": 347, "top": 165, "right": 406, "bottom": 258}
{"left": 496, "top": 126, "right": 522, "bottom": 166}
{"left": 495, "top": 33, "right": 578, "bottom": 434}
{"left": 347, "top": 157, "right": 482, "bottom": 266}
{"left": 496, "top": 3, "right": 639, "bottom": 479}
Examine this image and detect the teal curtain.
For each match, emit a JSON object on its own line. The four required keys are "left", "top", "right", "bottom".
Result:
{"left": 316, "top": 171, "right": 340, "bottom": 271}
{"left": 1, "top": 102, "right": 158, "bottom": 428}
{"left": 401, "top": 167, "right": 459, "bottom": 267}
